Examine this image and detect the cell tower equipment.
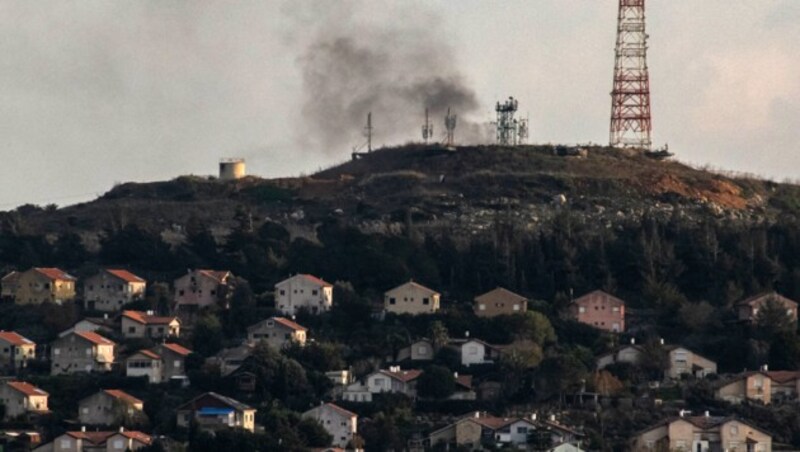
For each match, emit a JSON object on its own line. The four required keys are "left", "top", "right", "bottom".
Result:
{"left": 517, "top": 114, "right": 530, "bottom": 145}
{"left": 609, "top": 0, "right": 652, "bottom": 149}
{"left": 495, "top": 97, "right": 519, "bottom": 145}
{"left": 444, "top": 108, "right": 457, "bottom": 147}
{"left": 364, "top": 112, "right": 373, "bottom": 152}
{"left": 422, "top": 108, "right": 434, "bottom": 144}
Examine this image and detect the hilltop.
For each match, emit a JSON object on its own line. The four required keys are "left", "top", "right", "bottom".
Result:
{"left": 4, "top": 144, "right": 799, "bottom": 246}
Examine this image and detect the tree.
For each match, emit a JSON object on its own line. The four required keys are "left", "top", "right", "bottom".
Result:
{"left": 428, "top": 321, "right": 450, "bottom": 351}
{"left": 755, "top": 296, "right": 796, "bottom": 337}
{"left": 416, "top": 365, "right": 455, "bottom": 399}
{"left": 516, "top": 311, "right": 556, "bottom": 345}
{"left": 192, "top": 315, "right": 223, "bottom": 356}
{"left": 295, "top": 417, "right": 333, "bottom": 447}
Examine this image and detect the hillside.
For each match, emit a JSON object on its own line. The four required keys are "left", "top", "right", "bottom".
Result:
{"left": 4, "top": 144, "right": 799, "bottom": 245}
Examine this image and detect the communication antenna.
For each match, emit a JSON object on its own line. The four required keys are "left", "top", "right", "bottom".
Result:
{"left": 444, "top": 108, "right": 457, "bottom": 147}
{"left": 517, "top": 113, "right": 530, "bottom": 145}
{"left": 610, "top": 0, "right": 652, "bottom": 149}
{"left": 422, "top": 108, "right": 434, "bottom": 144}
{"left": 495, "top": 97, "right": 519, "bottom": 145}
{"left": 364, "top": 112, "right": 373, "bottom": 152}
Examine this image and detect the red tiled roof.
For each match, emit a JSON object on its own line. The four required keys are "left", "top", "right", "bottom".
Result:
{"left": 33, "top": 267, "right": 76, "bottom": 281}
{"left": 6, "top": 381, "right": 48, "bottom": 397}
{"left": 66, "top": 431, "right": 115, "bottom": 445}
{"left": 765, "top": 370, "right": 800, "bottom": 384}
{"left": 105, "top": 269, "right": 145, "bottom": 283}
{"left": 473, "top": 416, "right": 517, "bottom": 430}
{"left": 130, "top": 349, "right": 160, "bottom": 360}
{"left": 197, "top": 270, "right": 231, "bottom": 283}
{"left": 387, "top": 280, "right": 439, "bottom": 295}
{"left": 272, "top": 317, "right": 308, "bottom": 332}
{"left": 456, "top": 375, "right": 473, "bottom": 390}
{"left": 104, "top": 389, "right": 143, "bottom": 405}
{"left": 160, "top": 343, "right": 192, "bottom": 356}
{"left": 380, "top": 369, "right": 423, "bottom": 382}
{"left": 122, "top": 310, "right": 178, "bottom": 325}
{"left": 323, "top": 403, "right": 357, "bottom": 419}
{"left": 118, "top": 431, "right": 152, "bottom": 445}
{"left": 299, "top": 274, "right": 333, "bottom": 287}
{"left": 572, "top": 289, "right": 625, "bottom": 306}
{"left": 0, "top": 331, "right": 35, "bottom": 346}
{"left": 75, "top": 331, "right": 115, "bottom": 346}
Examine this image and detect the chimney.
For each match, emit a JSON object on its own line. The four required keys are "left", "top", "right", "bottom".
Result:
{"left": 103, "top": 313, "right": 108, "bottom": 320}
{"left": 659, "top": 338, "right": 664, "bottom": 345}
{"left": 549, "top": 414, "right": 556, "bottom": 422}
{"left": 474, "top": 411, "right": 480, "bottom": 419}
{"left": 119, "top": 426, "right": 124, "bottom": 433}
{"left": 453, "top": 372, "right": 458, "bottom": 379}
{"left": 465, "top": 330, "right": 470, "bottom": 338}
{"left": 531, "top": 413, "right": 537, "bottom": 421}
{"left": 704, "top": 411, "right": 710, "bottom": 417}
{"left": 81, "top": 426, "right": 86, "bottom": 432}
{"left": 630, "top": 338, "right": 635, "bottom": 345}
{"left": 761, "top": 364, "right": 768, "bottom": 372}
{"left": 679, "top": 410, "right": 685, "bottom": 417}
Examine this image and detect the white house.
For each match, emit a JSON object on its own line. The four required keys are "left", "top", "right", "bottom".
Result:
{"left": 125, "top": 350, "right": 162, "bottom": 383}
{"left": 303, "top": 403, "right": 358, "bottom": 449}
{"left": 453, "top": 339, "right": 502, "bottom": 367}
{"left": 343, "top": 367, "right": 422, "bottom": 402}
{"left": 274, "top": 274, "right": 333, "bottom": 315}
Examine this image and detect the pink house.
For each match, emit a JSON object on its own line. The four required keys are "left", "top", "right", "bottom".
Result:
{"left": 570, "top": 290, "right": 625, "bottom": 332}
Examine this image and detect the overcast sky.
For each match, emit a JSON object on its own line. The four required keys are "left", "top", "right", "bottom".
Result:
{"left": 0, "top": 1, "right": 798, "bottom": 209}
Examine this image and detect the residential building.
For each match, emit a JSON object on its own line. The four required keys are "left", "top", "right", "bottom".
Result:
{"left": 78, "top": 389, "right": 144, "bottom": 426}
{"left": 0, "top": 331, "right": 36, "bottom": 372}
{"left": 246, "top": 316, "right": 307, "bottom": 349}
{"left": 631, "top": 414, "right": 772, "bottom": 452}
{"left": 274, "top": 274, "right": 333, "bottom": 316}
{"left": 1, "top": 271, "right": 19, "bottom": 300}
{"left": 173, "top": 269, "right": 234, "bottom": 312}
{"left": 176, "top": 392, "right": 257, "bottom": 433}
{"left": 207, "top": 343, "right": 254, "bottom": 376}
{"left": 14, "top": 267, "right": 76, "bottom": 305}
{"left": 120, "top": 310, "right": 180, "bottom": 339}
{"left": 394, "top": 339, "right": 434, "bottom": 362}
{"left": 474, "top": 287, "right": 528, "bottom": 317}
{"left": 451, "top": 339, "right": 503, "bottom": 367}
{"left": 0, "top": 381, "right": 48, "bottom": 420}
{"left": 665, "top": 345, "right": 717, "bottom": 379}
{"left": 303, "top": 403, "right": 358, "bottom": 449}
{"left": 569, "top": 290, "right": 625, "bottom": 332}
{"left": 428, "top": 412, "right": 573, "bottom": 450}
{"left": 737, "top": 292, "right": 798, "bottom": 323}
{"left": 153, "top": 343, "right": 192, "bottom": 380}
{"left": 83, "top": 269, "right": 146, "bottom": 312}
{"left": 51, "top": 331, "right": 115, "bottom": 375}
{"left": 715, "top": 372, "right": 773, "bottom": 405}
{"left": 125, "top": 350, "right": 163, "bottom": 383}
{"left": 34, "top": 429, "right": 152, "bottom": 452}
{"left": 384, "top": 281, "right": 440, "bottom": 315}
{"left": 451, "top": 374, "right": 477, "bottom": 401}
{"left": 595, "top": 344, "right": 643, "bottom": 369}
{"left": 58, "top": 317, "right": 115, "bottom": 338}
{"left": 342, "top": 368, "right": 422, "bottom": 402}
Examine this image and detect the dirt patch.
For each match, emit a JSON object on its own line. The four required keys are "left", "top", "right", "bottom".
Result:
{"left": 644, "top": 173, "right": 748, "bottom": 210}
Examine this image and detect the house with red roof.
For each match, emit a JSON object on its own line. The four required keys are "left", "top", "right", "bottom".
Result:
{"left": 0, "top": 331, "right": 36, "bottom": 371}
{"left": 50, "top": 331, "right": 115, "bottom": 375}
{"left": 34, "top": 428, "right": 152, "bottom": 451}
{"left": 569, "top": 290, "right": 625, "bottom": 333}
{"left": 246, "top": 316, "right": 308, "bottom": 349}
{"left": 14, "top": 267, "right": 76, "bottom": 305}
{"left": 303, "top": 403, "right": 358, "bottom": 449}
{"left": 384, "top": 280, "right": 441, "bottom": 315}
{"left": 83, "top": 269, "right": 146, "bottom": 312}
{"left": 78, "top": 389, "right": 145, "bottom": 426}
{"left": 173, "top": 270, "right": 234, "bottom": 322}
{"left": 274, "top": 274, "right": 333, "bottom": 315}
{"left": 125, "top": 343, "right": 193, "bottom": 383}
{"left": 121, "top": 310, "right": 180, "bottom": 339}
{"left": 0, "top": 381, "right": 48, "bottom": 420}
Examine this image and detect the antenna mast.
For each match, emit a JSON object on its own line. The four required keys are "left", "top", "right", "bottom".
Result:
{"left": 610, "top": 0, "right": 652, "bottom": 149}
{"left": 444, "top": 108, "right": 457, "bottom": 147}
{"left": 422, "top": 108, "right": 434, "bottom": 144}
{"left": 495, "top": 97, "right": 519, "bottom": 145}
{"left": 364, "top": 112, "right": 373, "bottom": 152}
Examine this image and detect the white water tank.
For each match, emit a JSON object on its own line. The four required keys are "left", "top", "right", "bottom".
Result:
{"left": 219, "top": 158, "right": 246, "bottom": 180}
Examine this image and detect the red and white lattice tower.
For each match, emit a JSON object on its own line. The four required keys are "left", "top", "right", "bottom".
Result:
{"left": 609, "top": 0, "right": 652, "bottom": 149}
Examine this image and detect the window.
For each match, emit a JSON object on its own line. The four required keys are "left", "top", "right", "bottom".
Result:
{"left": 280, "top": 290, "right": 285, "bottom": 295}
{"left": 513, "top": 304, "right": 520, "bottom": 311}
{"left": 60, "top": 439, "right": 71, "bottom": 449}
{"left": 175, "top": 360, "right": 181, "bottom": 368}
{"left": 179, "top": 290, "right": 185, "bottom": 296}
{"left": 423, "top": 298, "right": 430, "bottom": 305}
{"left": 612, "top": 306, "right": 620, "bottom": 312}
{"left": 389, "top": 297, "right": 397, "bottom": 305}
{"left": 128, "top": 327, "right": 136, "bottom": 333}
{"left": 517, "top": 426, "right": 528, "bottom": 434}
{"left": 479, "top": 304, "right": 485, "bottom": 311}
{"left": 312, "top": 290, "right": 318, "bottom": 295}
{"left": 579, "top": 306, "right": 586, "bottom": 313}
{"left": 210, "top": 290, "right": 216, "bottom": 296}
